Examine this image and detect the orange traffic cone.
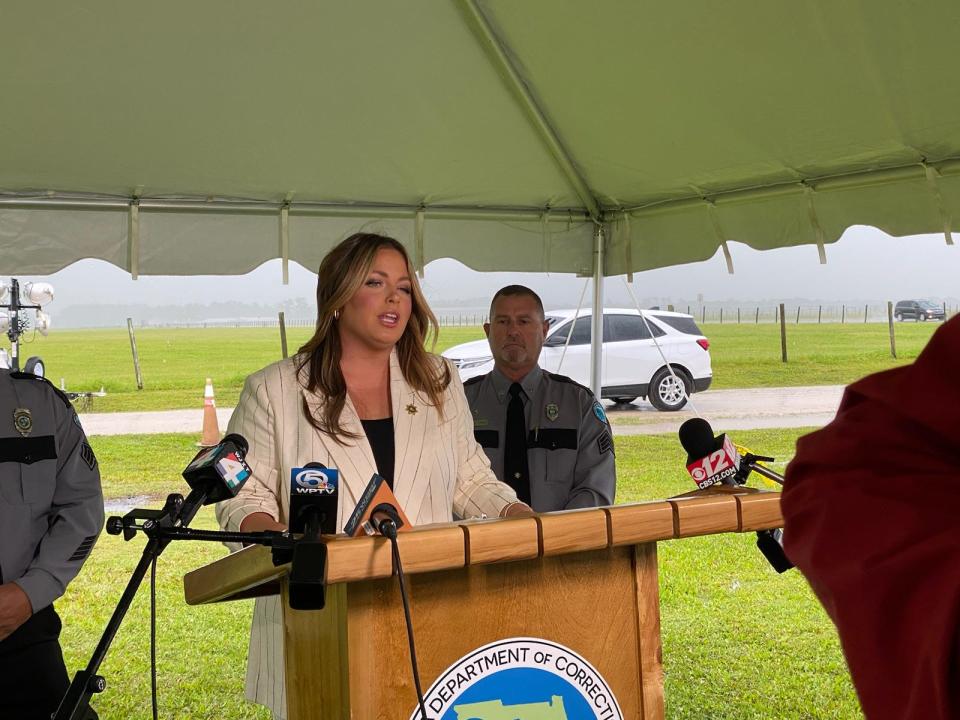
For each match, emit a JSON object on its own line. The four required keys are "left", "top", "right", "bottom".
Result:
{"left": 199, "top": 378, "right": 221, "bottom": 447}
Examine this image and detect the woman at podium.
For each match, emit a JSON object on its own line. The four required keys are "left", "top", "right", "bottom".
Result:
{"left": 216, "top": 232, "right": 529, "bottom": 719}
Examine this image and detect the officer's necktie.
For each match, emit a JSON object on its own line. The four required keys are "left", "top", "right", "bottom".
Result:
{"left": 503, "top": 382, "right": 531, "bottom": 504}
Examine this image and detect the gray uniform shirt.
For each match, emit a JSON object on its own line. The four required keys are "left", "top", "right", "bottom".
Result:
{"left": 464, "top": 366, "right": 616, "bottom": 512}
{"left": 0, "top": 372, "right": 104, "bottom": 613}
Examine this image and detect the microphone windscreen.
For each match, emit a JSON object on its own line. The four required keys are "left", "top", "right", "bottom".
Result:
{"left": 678, "top": 417, "right": 716, "bottom": 458}
{"left": 222, "top": 432, "right": 249, "bottom": 455}
{"left": 289, "top": 465, "right": 338, "bottom": 535}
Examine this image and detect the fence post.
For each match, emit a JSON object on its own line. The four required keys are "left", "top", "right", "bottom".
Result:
{"left": 795, "top": 305, "right": 801, "bottom": 324}
{"left": 278, "top": 311, "right": 288, "bottom": 359}
{"left": 127, "top": 318, "right": 144, "bottom": 390}
{"left": 818, "top": 305, "right": 822, "bottom": 324}
{"left": 667, "top": 304, "right": 674, "bottom": 312}
{"left": 701, "top": 306, "right": 705, "bottom": 323}
{"left": 755, "top": 307, "right": 759, "bottom": 324}
{"left": 841, "top": 305, "right": 845, "bottom": 324}
{"left": 887, "top": 301, "right": 897, "bottom": 359}
{"left": 779, "top": 303, "right": 788, "bottom": 362}
{"left": 737, "top": 307, "right": 741, "bottom": 324}
{"left": 719, "top": 307, "right": 723, "bottom": 324}
{"left": 864, "top": 304, "right": 868, "bottom": 323}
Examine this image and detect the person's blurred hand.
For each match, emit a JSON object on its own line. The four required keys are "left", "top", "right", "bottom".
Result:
{"left": 0, "top": 582, "right": 33, "bottom": 641}
{"left": 239, "top": 512, "right": 287, "bottom": 533}
{"left": 499, "top": 502, "right": 534, "bottom": 518}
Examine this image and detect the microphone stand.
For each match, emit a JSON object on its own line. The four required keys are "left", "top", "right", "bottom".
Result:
{"left": 734, "top": 454, "right": 791, "bottom": 573}
{"left": 54, "top": 493, "right": 296, "bottom": 720}
{"left": 738, "top": 453, "right": 785, "bottom": 486}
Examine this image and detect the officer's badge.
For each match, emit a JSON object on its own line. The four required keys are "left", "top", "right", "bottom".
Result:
{"left": 545, "top": 403, "right": 559, "bottom": 421}
{"left": 592, "top": 401, "right": 608, "bottom": 424}
{"left": 13, "top": 407, "right": 32, "bottom": 436}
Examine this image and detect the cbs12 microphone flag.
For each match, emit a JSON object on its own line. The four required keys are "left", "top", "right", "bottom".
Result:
{"left": 686, "top": 435, "right": 741, "bottom": 490}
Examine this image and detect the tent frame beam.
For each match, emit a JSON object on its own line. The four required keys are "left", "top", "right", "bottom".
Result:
{"left": 458, "top": 0, "right": 603, "bottom": 223}
{"left": 0, "top": 193, "right": 592, "bottom": 223}
{"left": 590, "top": 224, "right": 604, "bottom": 400}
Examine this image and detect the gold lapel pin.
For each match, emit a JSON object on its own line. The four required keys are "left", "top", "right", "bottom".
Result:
{"left": 405, "top": 403, "right": 417, "bottom": 415}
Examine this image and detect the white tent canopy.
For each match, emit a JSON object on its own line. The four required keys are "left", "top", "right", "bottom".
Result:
{"left": 2, "top": 0, "right": 959, "bottom": 280}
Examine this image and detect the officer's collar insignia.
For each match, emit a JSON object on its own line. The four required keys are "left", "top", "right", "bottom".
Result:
{"left": 545, "top": 403, "right": 559, "bottom": 421}
{"left": 13, "top": 407, "right": 32, "bottom": 436}
{"left": 592, "top": 402, "right": 608, "bottom": 424}
{"left": 405, "top": 403, "right": 417, "bottom": 415}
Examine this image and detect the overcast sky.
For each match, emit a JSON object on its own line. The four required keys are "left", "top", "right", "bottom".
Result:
{"left": 18, "top": 225, "right": 960, "bottom": 320}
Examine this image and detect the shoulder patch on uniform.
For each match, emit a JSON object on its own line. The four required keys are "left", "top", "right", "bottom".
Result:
{"left": 80, "top": 441, "right": 97, "bottom": 470}
{"left": 592, "top": 401, "right": 608, "bottom": 424}
{"left": 598, "top": 431, "right": 614, "bottom": 456}
{"left": 543, "top": 370, "right": 594, "bottom": 396}
{"left": 68, "top": 535, "right": 98, "bottom": 563}
{"left": 9, "top": 371, "right": 73, "bottom": 408}
{"left": 463, "top": 375, "right": 485, "bottom": 387}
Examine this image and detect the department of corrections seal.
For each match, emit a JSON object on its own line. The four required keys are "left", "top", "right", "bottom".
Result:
{"left": 545, "top": 403, "right": 559, "bottom": 422}
{"left": 410, "top": 637, "right": 623, "bottom": 720}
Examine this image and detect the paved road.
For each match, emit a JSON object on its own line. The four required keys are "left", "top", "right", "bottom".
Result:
{"left": 79, "top": 385, "right": 845, "bottom": 437}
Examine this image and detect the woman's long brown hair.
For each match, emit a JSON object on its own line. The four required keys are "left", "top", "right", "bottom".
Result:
{"left": 296, "top": 232, "right": 450, "bottom": 442}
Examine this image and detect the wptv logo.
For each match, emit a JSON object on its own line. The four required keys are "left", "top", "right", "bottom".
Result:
{"left": 292, "top": 466, "right": 338, "bottom": 495}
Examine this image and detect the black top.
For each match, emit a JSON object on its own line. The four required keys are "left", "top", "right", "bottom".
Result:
{"left": 360, "top": 417, "right": 395, "bottom": 489}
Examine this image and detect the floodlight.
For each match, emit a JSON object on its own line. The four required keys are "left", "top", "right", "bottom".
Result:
{"left": 0, "top": 284, "right": 8, "bottom": 303}
{"left": 35, "top": 310, "right": 51, "bottom": 336}
{"left": 23, "top": 282, "right": 54, "bottom": 305}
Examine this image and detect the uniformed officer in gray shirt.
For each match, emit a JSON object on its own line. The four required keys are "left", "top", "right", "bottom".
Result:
{"left": 0, "top": 371, "right": 104, "bottom": 720}
{"left": 464, "top": 285, "right": 615, "bottom": 512}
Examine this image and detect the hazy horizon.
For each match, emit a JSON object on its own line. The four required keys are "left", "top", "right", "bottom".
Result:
{"left": 8, "top": 225, "right": 960, "bottom": 328}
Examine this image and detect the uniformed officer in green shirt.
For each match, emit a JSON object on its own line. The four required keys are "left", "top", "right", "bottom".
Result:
{"left": 464, "top": 286, "right": 616, "bottom": 512}
{"left": 0, "top": 371, "right": 104, "bottom": 720}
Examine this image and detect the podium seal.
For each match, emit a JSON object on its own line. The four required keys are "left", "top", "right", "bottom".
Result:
{"left": 411, "top": 637, "right": 623, "bottom": 720}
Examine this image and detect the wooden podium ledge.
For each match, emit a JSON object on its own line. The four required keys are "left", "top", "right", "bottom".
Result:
{"left": 184, "top": 489, "right": 782, "bottom": 606}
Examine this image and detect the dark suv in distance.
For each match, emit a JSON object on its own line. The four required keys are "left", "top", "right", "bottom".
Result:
{"left": 894, "top": 299, "right": 945, "bottom": 322}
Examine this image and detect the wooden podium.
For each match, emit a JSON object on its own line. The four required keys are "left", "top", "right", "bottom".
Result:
{"left": 184, "top": 489, "right": 782, "bottom": 719}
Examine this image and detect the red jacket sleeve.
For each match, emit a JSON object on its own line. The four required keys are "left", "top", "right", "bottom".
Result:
{"left": 782, "top": 316, "right": 960, "bottom": 720}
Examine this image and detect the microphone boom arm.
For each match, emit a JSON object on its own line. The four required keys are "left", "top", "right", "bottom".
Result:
{"left": 740, "top": 454, "right": 785, "bottom": 486}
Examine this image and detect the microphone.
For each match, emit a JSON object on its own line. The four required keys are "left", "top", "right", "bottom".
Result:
{"left": 178, "top": 433, "right": 251, "bottom": 527}
{"left": 343, "top": 474, "right": 411, "bottom": 538}
{"left": 286, "top": 462, "right": 339, "bottom": 611}
{"left": 678, "top": 418, "right": 743, "bottom": 489}
{"left": 289, "top": 462, "right": 339, "bottom": 538}
{"left": 678, "top": 418, "right": 793, "bottom": 573}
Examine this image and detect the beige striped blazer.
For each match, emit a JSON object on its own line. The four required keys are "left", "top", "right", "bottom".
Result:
{"left": 215, "top": 351, "right": 517, "bottom": 718}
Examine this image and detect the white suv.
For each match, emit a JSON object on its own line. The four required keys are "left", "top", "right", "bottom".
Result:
{"left": 442, "top": 308, "right": 713, "bottom": 411}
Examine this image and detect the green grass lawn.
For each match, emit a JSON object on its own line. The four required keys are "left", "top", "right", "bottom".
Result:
{"left": 701, "top": 321, "right": 938, "bottom": 388}
{"left": 59, "top": 429, "right": 861, "bottom": 719}
{"left": 33, "top": 326, "right": 485, "bottom": 412}
{"left": 23, "top": 321, "right": 940, "bottom": 413}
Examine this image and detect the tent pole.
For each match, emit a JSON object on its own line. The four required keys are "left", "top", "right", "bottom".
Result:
{"left": 590, "top": 224, "right": 604, "bottom": 400}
